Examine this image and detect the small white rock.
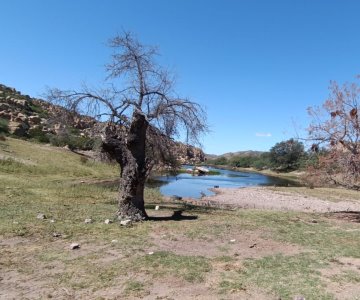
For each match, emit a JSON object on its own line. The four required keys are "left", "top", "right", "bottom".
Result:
{"left": 155, "top": 205, "right": 160, "bottom": 211}
{"left": 104, "top": 219, "right": 113, "bottom": 224}
{"left": 148, "top": 251, "right": 154, "bottom": 255}
{"left": 84, "top": 218, "right": 93, "bottom": 224}
{"left": 13, "top": 221, "right": 19, "bottom": 224}
{"left": 70, "top": 243, "right": 80, "bottom": 250}
{"left": 37, "top": 213, "right": 47, "bottom": 220}
{"left": 111, "top": 239, "right": 118, "bottom": 243}
{"left": 120, "top": 219, "right": 131, "bottom": 226}
{"left": 230, "top": 239, "right": 236, "bottom": 243}
{"left": 50, "top": 219, "right": 55, "bottom": 223}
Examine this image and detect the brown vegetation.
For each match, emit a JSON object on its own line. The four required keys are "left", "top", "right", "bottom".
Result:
{"left": 307, "top": 78, "right": 360, "bottom": 189}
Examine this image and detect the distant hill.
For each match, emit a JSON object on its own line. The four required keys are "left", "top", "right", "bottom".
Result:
{"left": 206, "top": 150, "right": 264, "bottom": 160}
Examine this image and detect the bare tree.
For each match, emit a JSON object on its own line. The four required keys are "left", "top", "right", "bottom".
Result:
{"left": 307, "top": 78, "right": 360, "bottom": 189}
{"left": 47, "top": 32, "right": 207, "bottom": 220}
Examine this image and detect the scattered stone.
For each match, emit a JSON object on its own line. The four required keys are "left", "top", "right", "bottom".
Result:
{"left": 13, "top": 221, "right": 18, "bottom": 224}
{"left": 80, "top": 180, "right": 85, "bottom": 183}
{"left": 84, "top": 218, "right": 93, "bottom": 224}
{"left": 230, "top": 239, "right": 236, "bottom": 243}
{"left": 249, "top": 243, "right": 257, "bottom": 248}
{"left": 155, "top": 205, "right": 160, "bottom": 211}
{"left": 111, "top": 239, "right": 118, "bottom": 243}
{"left": 120, "top": 219, "right": 131, "bottom": 226}
{"left": 294, "top": 296, "right": 306, "bottom": 300}
{"left": 69, "top": 243, "right": 80, "bottom": 250}
{"left": 52, "top": 232, "right": 61, "bottom": 237}
{"left": 15, "top": 113, "right": 27, "bottom": 122}
{"left": 28, "top": 115, "right": 41, "bottom": 125}
{"left": 311, "top": 219, "right": 318, "bottom": 223}
{"left": 8, "top": 121, "right": 28, "bottom": 136}
{"left": 148, "top": 251, "right": 154, "bottom": 255}
{"left": 0, "top": 111, "right": 11, "bottom": 120}
{"left": 104, "top": 219, "right": 113, "bottom": 224}
{"left": 0, "top": 102, "right": 10, "bottom": 110}
{"left": 37, "top": 213, "right": 47, "bottom": 220}
{"left": 50, "top": 219, "right": 55, "bottom": 223}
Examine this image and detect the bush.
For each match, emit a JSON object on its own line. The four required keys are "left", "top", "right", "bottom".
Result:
{"left": 28, "top": 126, "right": 50, "bottom": 143}
{"left": 269, "top": 139, "right": 305, "bottom": 172}
{"left": 251, "top": 153, "right": 271, "bottom": 170}
{"left": 49, "top": 133, "right": 95, "bottom": 150}
{"left": 208, "top": 156, "right": 228, "bottom": 165}
{"left": 230, "top": 156, "right": 260, "bottom": 168}
{"left": 0, "top": 118, "right": 9, "bottom": 134}
{"left": 70, "top": 136, "right": 95, "bottom": 150}
{"left": 28, "top": 102, "right": 48, "bottom": 118}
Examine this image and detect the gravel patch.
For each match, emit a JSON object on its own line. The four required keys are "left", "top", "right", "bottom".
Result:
{"left": 202, "top": 187, "right": 360, "bottom": 213}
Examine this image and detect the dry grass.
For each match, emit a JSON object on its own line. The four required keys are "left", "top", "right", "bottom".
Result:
{"left": 1, "top": 138, "right": 360, "bottom": 299}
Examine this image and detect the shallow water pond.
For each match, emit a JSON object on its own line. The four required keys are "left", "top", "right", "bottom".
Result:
{"left": 157, "top": 165, "right": 300, "bottom": 199}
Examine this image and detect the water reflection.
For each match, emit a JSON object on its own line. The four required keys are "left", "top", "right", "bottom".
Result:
{"left": 157, "top": 165, "right": 300, "bottom": 199}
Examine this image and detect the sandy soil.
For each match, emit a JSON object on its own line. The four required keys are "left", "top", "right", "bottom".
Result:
{"left": 200, "top": 187, "right": 360, "bottom": 213}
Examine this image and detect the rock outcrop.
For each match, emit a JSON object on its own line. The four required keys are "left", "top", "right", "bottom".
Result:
{"left": 0, "top": 83, "right": 205, "bottom": 164}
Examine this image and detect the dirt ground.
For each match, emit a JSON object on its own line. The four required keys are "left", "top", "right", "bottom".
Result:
{"left": 199, "top": 186, "right": 360, "bottom": 213}
{"left": 2, "top": 184, "right": 360, "bottom": 299}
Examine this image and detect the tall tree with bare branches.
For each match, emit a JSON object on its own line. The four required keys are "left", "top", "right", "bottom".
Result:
{"left": 48, "top": 32, "right": 207, "bottom": 221}
{"left": 307, "top": 78, "right": 360, "bottom": 189}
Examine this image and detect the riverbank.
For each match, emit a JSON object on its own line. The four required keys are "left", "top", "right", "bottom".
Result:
{"left": 205, "top": 164, "right": 304, "bottom": 182}
{"left": 199, "top": 186, "right": 360, "bottom": 213}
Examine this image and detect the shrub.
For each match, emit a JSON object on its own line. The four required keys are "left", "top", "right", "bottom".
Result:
{"left": 252, "top": 153, "right": 271, "bottom": 170}
{"left": 0, "top": 118, "right": 9, "bottom": 134}
{"left": 269, "top": 139, "right": 305, "bottom": 172}
{"left": 28, "top": 126, "right": 50, "bottom": 143}
{"left": 208, "top": 156, "right": 228, "bottom": 165}
{"left": 230, "top": 156, "right": 255, "bottom": 168}
{"left": 28, "top": 102, "right": 48, "bottom": 118}
{"left": 49, "top": 133, "right": 95, "bottom": 150}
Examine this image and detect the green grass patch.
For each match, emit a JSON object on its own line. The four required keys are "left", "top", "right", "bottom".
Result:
{"left": 219, "top": 253, "right": 333, "bottom": 299}
{"left": 134, "top": 251, "right": 212, "bottom": 282}
{"left": 0, "top": 117, "right": 9, "bottom": 134}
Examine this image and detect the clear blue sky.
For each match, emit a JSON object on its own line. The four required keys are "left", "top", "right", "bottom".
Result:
{"left": 1, "top": 0, "right": 360, "bottom": 154}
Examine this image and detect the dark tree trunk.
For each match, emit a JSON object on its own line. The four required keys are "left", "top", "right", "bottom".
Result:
{"left": 102, "top": 110, "right": 149, "bottom": 221}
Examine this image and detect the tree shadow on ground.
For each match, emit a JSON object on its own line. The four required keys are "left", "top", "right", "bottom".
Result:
{"left": 147, "top": 210, "right": 198, "bottom": 222}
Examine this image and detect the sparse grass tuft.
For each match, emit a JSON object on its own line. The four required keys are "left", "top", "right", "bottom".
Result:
{"left": 124, "top": 280, "right": 148, "bottom": 297}
{"left": 134, "top": 251, "right": 212, "bottom": 283}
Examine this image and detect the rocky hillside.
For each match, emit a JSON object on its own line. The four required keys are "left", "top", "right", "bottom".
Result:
{"left": 0, "top": 84, "right": 96, "bottom": 136}
{"left": 0, "top": 84, "right": 204, "bottom": 164}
